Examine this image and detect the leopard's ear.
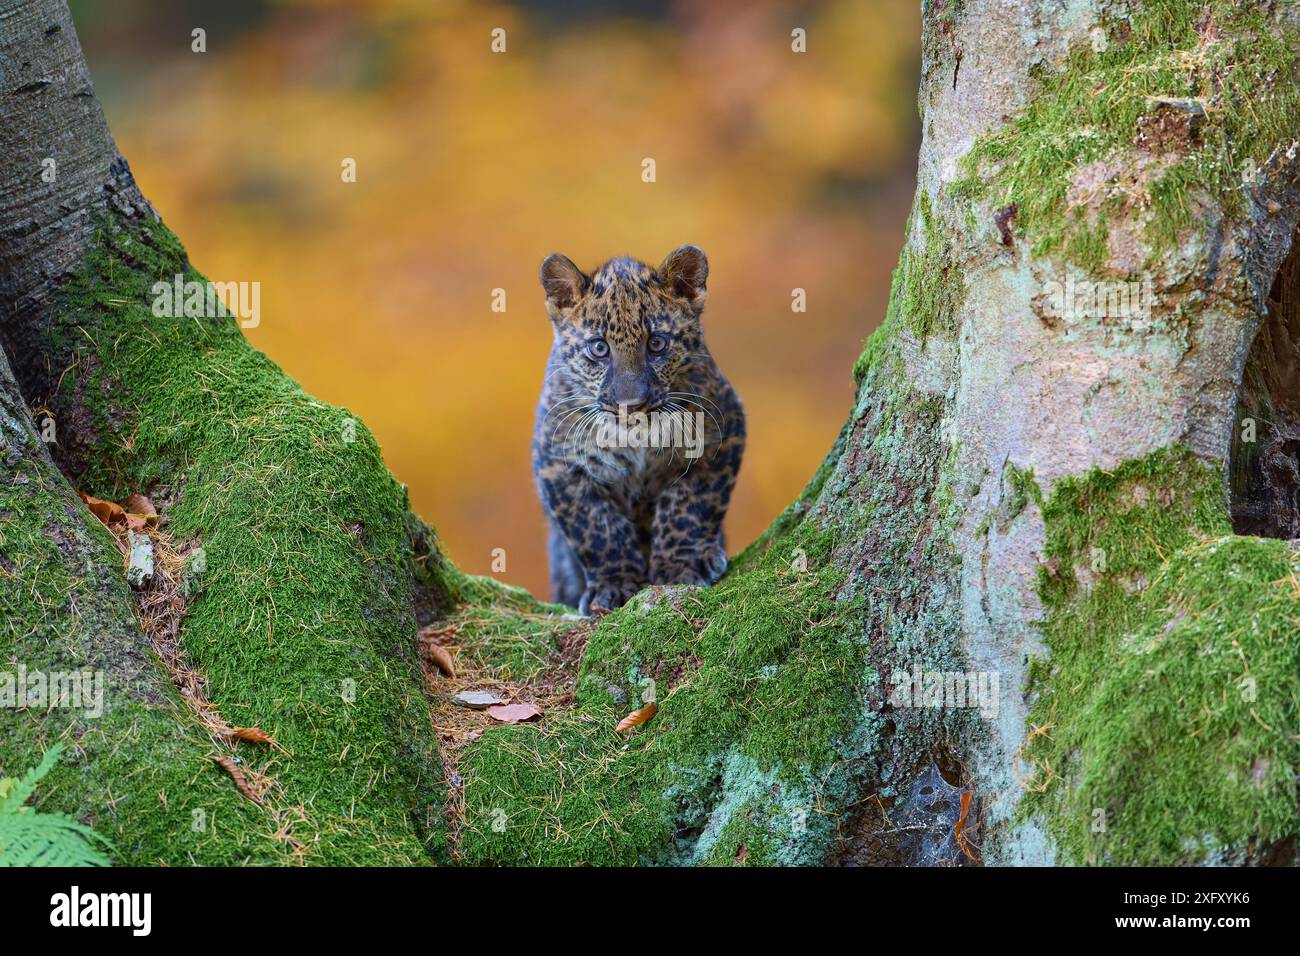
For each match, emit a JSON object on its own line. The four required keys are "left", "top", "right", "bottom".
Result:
{"left": 657, "top": 245, "right": 708, "bottom": 310}
{"left": 540, "top": 254, "right": 589, "bottom": 312}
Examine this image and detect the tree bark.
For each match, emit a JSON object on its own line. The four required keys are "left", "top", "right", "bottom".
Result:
{"left": 1, "top": 0, "right": 1296, "bottom": 866}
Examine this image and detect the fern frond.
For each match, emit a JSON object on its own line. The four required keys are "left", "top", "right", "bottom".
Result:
{"left": 0, "top": 744, "right": 113, "bottom": 867}
{"left": 0, "top": 811, "right": 111, "bottom": 867}
{"left": 0, "top": 742, "right": 64, "bottom": 814}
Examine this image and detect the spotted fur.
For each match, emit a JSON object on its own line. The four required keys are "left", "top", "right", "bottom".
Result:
{"left": 533, "top": 245, "right": 745, "bottom": 614}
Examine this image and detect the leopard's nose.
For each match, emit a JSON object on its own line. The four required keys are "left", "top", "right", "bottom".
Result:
{"left": 606, "top": 368, "right": 654, "bottom": 412}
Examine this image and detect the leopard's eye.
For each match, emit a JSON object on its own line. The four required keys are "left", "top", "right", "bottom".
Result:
{"left": 648, "top": 333, "right": 668, "bottom": 354}
{"left": 586, "top": 338, "right": 610, "bottom": 360}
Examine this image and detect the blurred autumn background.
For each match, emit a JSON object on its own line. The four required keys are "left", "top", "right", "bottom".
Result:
{"left": 71, "top": 0, "right": 921, "bottom": 597}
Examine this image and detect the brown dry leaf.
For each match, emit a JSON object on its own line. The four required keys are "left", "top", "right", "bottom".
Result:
{"left": 78, "top": 490, "right": 126, "bottom": 528}
{"left": 123, "top": 493, "right": 159, "bottom": 526}
{"left": 614, "top": 702, "right": 657, "bottom": 734}
{"left": 954, "top": 790, "right": 980, "bottom": 863}
{"left": 224, "top": 726, "right": 282, "bottom": 751}
{"left": 486, "top": 703, "right": 542, "bottom": 724}
{"left": 422, "top": 642, "right": 456, "bottom": 679}
{"left": 213, "top": 755, "right": 263, "bottom": 805}
{"left": 125, "top": 514, "right": 150, "bottom": 532}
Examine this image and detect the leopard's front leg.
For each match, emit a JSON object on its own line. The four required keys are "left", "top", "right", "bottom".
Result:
{"left": 537, "top": 458, "right": 648, "bottom": 614}
{"left": 649, "top": 427, "right": 744, "bottom": 588}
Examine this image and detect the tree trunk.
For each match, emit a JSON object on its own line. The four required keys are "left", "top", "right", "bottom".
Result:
{"left": 1, "top": 0, "right": 1296, "bottom": 866}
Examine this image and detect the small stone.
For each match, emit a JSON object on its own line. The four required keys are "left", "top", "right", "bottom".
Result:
{"left": 607, "top": 685, "right": 628, "bottom": 707}
{"left": 451, "top": 690, "right": 504, "bottom": 710}
{"left": 126, "top": 531, "right": 153, "bottom": 589}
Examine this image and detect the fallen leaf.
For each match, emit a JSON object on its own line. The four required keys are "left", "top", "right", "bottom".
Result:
{"left": 125, "top": 514, "right": 150, "bottom": 532}
{"left": 421, "top": 641, "right": 456, "bottom": 679}
{"left": 615, "top": 702, "right": 657, "bottom": 734}
{"left": 123, "top": 493, "right": 159, "bottom": 526}
{"left": 223, "top": 726, "right": 282, "bottom": 751}
{"left": 452, "top": 691, "right": 504, "bottom": 710}
{"left": 954, "top": 790, "right": 980, "bottom": 863}
{"left": 212, "top": 755, "right": 262, "bottom": 805}
{"left": 78, "top": 491, "right": 126, "bottom": 528}
{"left": 486, "top": 703, "right": 542, "bottom": 723}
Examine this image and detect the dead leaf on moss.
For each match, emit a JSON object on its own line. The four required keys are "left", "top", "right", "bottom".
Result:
{"left": 615, "top": 702, "right": 657, "bottom": 734}
{"left": 123, "top": 493, "right": 159, "bottom": 526}
{"left": 223, "top": 726, "right": 284, "bottom": 752}
{"left": 78, "top": 491, "right": 126, "bottom": 528}
{"left": 421, "top": 642, "right": 456, "bottom": 679}
{"left": 213, "top": 755, "right": 262, "bottom": 805}
{"left": 486, "top": 703, "right": 542, "bottom": 723}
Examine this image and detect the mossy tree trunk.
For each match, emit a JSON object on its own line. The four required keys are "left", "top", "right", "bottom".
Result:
{"left": 1, "top": 0, "right": 1297, "bottom": 866}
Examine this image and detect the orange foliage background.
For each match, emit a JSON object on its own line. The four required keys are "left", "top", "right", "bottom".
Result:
{"left": 76, "top": 0, "right": 920, "bottom": 597}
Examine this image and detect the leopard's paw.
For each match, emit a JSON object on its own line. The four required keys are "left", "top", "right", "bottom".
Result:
{"left": 579, "top": 579, "right": 647, "bottom": 616}
{"left": 651, "top": 544, "right": 729, "bottom": 588}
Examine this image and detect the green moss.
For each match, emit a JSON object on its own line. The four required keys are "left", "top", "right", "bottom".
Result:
{"left": 0, "top": 428, "right": 273, "bottom": 863}
{"left": 954, "top": 0, "right": 1300, "bottom": 268}
{"left": 902, "top": 192, "right": 966, "bottom": 340}
{"left": 457, "top": 515, "right": 864, "bottom": 866}
{"left": 852, "top": 190, "right": 966, "bottom": 387}
{"left": 458, "top": 709, "right": 671, "bottom": 866}
{"left": 1025, "top": 445, "right": 1299, "bottom": 864}
{"left": 852, "top": 269, "right": 903, "bottom": 386}
{"left": 996, "top": 460, "right": 1042, "bottom": 532}
{"left": 26, "top": 215, "right": 445, "bottom": 864}
{"left": 703, "top": 798, "right": 780, "bottom": 867}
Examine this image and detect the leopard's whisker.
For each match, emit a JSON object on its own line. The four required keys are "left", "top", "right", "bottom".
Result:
{"left": 540, "top": 401, "right": 596, "bottom": 438}
{"left": 578, "top": 407, "right": 612, "bottom": 453}
{"left": 665, "top": 392, "right": 726, "bottom": 430}
{"left": 661, "top": 402, "right": 690, "bottom": 471}
{"left": 551, "top": 409, "right": 601, "bottom": 459}
{"left": 546, "top": 400, "right": 598, "bottom": 436}
{"left": 666, "top": 390, "right": 725, "bottom": 416}
{"left": 557, "top": 407, "right": 600, "bottom": 452}
{"left": 662, "top": 394, "right": 724, "bottom": 450}
{"left": 540, "top": 395, "right": 598, "bottom": 424}
{"left": 579, "top": 408, "right": 609, "bottom": 452}
{"left": 546, "top": 413, "right": 588, "bottom": 446}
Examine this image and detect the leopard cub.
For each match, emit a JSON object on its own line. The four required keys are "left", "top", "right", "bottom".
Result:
{"left": 533, "top": 245, "right": 745, "bottom": 614}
